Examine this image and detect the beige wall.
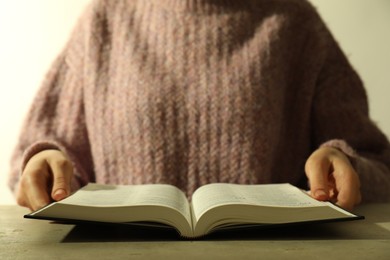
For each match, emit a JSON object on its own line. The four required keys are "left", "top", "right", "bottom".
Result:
{"left": 0, "top": 0, "right": 90, "bottom": 204}
{"left": 1, "top": 0, "right": 389, "bottom": 204}
{"left": 309, "top": 0, "right": 390, "bottom": 135}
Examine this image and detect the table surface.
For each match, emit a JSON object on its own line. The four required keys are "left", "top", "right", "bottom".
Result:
{"left": 1, "top": 204, "right": 390, "bottom": 259}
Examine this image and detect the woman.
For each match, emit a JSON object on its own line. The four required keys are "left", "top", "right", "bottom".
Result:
{"left": 9, "top": 0, "right": 390, "bottom": 211}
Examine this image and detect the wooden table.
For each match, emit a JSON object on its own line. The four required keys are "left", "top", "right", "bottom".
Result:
{"left": 1, "top": 204, "right": 389, "bottom": 259}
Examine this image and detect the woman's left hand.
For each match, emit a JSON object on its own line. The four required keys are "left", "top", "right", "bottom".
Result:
{"left": 305, "top": 147, "right": 361, "bottom": 211}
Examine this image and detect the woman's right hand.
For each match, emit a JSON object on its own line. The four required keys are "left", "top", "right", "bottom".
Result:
{"left": 16, "top": 149, "right": 73, "bottom": 211}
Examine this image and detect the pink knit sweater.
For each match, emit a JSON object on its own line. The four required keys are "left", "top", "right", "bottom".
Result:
{"left": 9, "top": 0, "right": 390, "bottom": 201}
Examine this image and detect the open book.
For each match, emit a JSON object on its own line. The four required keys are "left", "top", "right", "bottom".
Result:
{"left": 25, "top": 183, "right": 363, "bottom": 238}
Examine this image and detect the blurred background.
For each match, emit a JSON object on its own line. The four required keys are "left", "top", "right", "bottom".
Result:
{"left": 1, "top": 0, "right": 389, "bottom": 204}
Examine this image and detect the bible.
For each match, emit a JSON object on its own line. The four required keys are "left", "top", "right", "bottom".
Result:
{"left": 25, "top": 183, "right": 363, "bottom": 238}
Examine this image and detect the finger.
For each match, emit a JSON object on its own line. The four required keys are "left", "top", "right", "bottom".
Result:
{"left": 332, "top": 158, "right": 361, "bottom": 210}
{"left": 48, "top": 157, "right": 73, "bottom": 201}
{"left": 15, "top": 184, "right": 29, "bottom": 208}
{"left": 305, "top": 154, "right": 330, "bottom": 201}
{"left": 27, "top": 173, "right": 52, "bottom": 210}
{"left": 19, "top": 163, "right": 52, "bottom": 211}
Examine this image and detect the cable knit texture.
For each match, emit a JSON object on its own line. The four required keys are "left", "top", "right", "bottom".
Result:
{"left": 9, "top": 0, "right": 390, "bottom": 202}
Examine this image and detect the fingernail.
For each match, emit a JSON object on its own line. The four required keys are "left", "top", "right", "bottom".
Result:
{"left": 314, "top": 190, "right": 328, "bottom": 200}
{"left": 53, "top": 189, "right": 67, "bottom": 201}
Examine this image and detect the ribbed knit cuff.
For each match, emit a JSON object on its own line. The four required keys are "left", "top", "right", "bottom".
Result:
{"left": 319, "top": 139, "right": 357, "bottom": 158}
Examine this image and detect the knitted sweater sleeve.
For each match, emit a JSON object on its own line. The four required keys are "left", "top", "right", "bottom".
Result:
{"left": 8, "top": 2, "right": 98, "bottom": 194}
{"left": 311, "top": 24, "right": 390, "bottom": 202}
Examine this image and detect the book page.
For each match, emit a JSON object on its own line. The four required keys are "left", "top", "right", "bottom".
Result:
{"left": 191, "top": 183, "right": 323, "bottom": 221}
{"left": 59, "top": 183, "right": 192, "bottom": 223}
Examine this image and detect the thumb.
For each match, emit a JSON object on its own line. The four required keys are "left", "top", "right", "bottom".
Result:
{"left": 305, "top": 154, "right": 330, "bottom": 201}
{"left": 49, "top": 158, "right": 73, "bottom": 201}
